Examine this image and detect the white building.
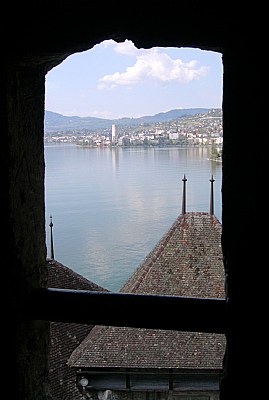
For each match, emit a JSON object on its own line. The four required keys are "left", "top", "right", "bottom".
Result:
{"left": 111, "top": 124, "right": 118, "bottom": 144}
{"left": 169, "top": 132, "right": 179, "bottom": 140}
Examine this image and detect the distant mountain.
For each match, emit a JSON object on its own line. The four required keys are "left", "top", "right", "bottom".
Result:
{"left": 133, "top": 108, "right": 210, "bottom": 124}
{"left": 44, "top": 108, "right": 210, "bottom": 133}
{"left": 44, "top": 111, "right": 113, "bottom": 132}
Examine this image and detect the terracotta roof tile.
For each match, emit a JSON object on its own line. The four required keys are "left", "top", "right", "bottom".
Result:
{"left": 69, "top": 213, "right": 226, "bottom": 371}
{"left": 47, "top": 259, "right": 107, "bottom": 292}
{"left": 121, "top": 213, "right": 224, "bottom": 297}
{"left": 48, "top": 260, "right": 108, "bottom": 400}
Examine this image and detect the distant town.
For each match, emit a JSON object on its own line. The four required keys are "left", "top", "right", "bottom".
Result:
{"left": 44, "top": 108, "right": 223, "bottom": 149}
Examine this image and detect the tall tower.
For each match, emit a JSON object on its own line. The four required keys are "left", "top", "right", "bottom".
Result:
{"left": 111, "top": 124, "right": 118, "bottom": 145}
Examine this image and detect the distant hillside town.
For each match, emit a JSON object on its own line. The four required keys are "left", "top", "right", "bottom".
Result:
{"left": 44, "top": 108, "right": 223, "bottom": 148}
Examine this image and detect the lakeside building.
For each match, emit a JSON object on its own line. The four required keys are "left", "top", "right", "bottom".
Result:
{"left": 44, "top": 110, "right": 223, "bottom": 147}
{"left": 112, "top": 124, "right": 118, "bottom": 145}
{"left": 65, "top": 178, "right": 225, "bottom": 400}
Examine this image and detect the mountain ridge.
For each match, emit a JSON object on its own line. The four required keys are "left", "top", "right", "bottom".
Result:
{"left": 45, "top": 108, "right": 212, "bottom": 133}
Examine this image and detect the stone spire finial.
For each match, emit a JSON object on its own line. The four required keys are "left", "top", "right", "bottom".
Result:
{"left": 181, "top": 174, "right": 187, "bottom": 215}
{"left": 49, "top": 215, "right": 55, "bottom": 260}
{"left": 209, "top": 175, "right": 215, "bottom": 216}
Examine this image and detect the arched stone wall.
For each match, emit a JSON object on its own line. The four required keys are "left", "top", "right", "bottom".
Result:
{"left": 1, "top": 3, "right": 265, "bottom": 399}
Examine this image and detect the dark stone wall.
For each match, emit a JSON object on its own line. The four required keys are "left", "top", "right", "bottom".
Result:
{"left": 221, "top": 43, "right": 266, "bottom": 398}
{"left": 2, "top": 63, "right": 50, "bottom": 399}
{"left": 1, "top": 3, "right": 266, "bottom": 399}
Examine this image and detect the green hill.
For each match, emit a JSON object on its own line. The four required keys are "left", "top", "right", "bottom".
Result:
{"left": 44, "top": 108, "right": 210, "bottom": 133}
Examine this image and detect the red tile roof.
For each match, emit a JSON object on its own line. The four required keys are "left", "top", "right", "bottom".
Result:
{"left": 69, "top": 213, "right": 226, "bottom": 371}
{"left": 121, "top": 212, "right": 224, "bottom": 298}
{"left": 48, "top": 260, "right": 108, "bottom": 400}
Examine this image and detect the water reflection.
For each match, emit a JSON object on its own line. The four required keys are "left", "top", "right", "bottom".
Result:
{"left": 45, "top": 145, "right": 222, "bottom": 291}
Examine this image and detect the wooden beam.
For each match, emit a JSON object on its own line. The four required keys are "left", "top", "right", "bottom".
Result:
{"left": 26, "top": 288, "right": 226, "bottom": 334}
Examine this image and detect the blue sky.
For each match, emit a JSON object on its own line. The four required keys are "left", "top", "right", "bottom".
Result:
{"left": 45, "top": 39, "right": 223, "bottom": 119}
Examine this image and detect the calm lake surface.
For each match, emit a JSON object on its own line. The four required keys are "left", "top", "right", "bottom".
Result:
{"left": 45, "top": 144, "right": 222, "bottom": 291}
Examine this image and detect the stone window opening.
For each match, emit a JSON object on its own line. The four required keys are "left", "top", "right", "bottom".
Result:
{"left": 4, "top": 5, "right": 263, "bottom": 400}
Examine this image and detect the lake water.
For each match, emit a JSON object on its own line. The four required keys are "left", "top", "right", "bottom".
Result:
{"left": 45, "top": 144, "right": 222, "bottom": 291}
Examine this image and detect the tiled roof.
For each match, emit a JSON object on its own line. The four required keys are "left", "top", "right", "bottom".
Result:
{"left": 69, "top": 213, "right": 226, "bottom": 371}
{"left": 47, "top": 259, "right": 107, "bottom": 291}
{"left": 69, "top": 326, "right": 224, "bottom": 369}
{"left": 48, "top": 260, "right": 108, "bottom": 400}
{"left": 121, "top": 212, "right": 224, "bottom": 297}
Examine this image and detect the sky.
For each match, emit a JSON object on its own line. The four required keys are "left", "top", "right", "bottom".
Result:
{"left": 45, "top": 39, "right": 223, "bottom": 120}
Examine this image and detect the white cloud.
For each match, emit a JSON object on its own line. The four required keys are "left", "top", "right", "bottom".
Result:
{"left": 97, "top": 40, "right": 209, "bottom": 89}
{"left": 113, "top": 40, "right": 139, "bottom": 56}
